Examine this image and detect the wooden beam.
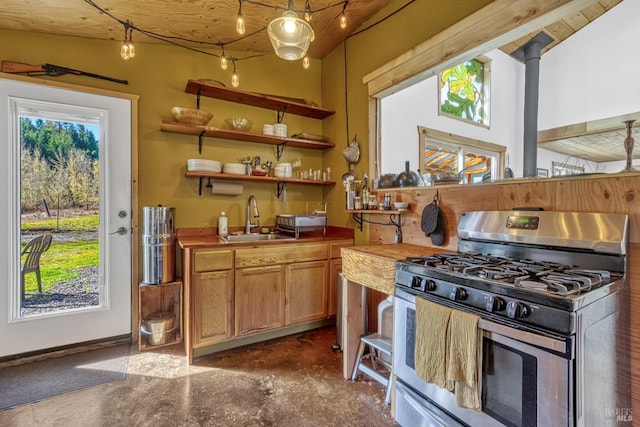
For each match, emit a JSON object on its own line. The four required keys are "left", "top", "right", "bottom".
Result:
{"left": 363, "top": 0, "right": 602, "bottom": 98}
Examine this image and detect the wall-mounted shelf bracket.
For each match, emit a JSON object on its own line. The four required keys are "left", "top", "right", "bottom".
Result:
{"left": 196, "top": 86, "right": 203, "bottom": 109}
{"left": 352, "top": 212, "right": 363, "bottom": 231}
{"left": 198, "top": 131, "right": 207, "bottom": 154}
{"left": 277, "top": 105, "right": 288, "bottom": 123}
{"left": 276, "top": 142, "right": 287, "bottom": 160}
{"left": 277, "top": 182, "right": 287, "bottom": 198}
{"left": 350, "top": 211, "right": 402, "bottom": 234}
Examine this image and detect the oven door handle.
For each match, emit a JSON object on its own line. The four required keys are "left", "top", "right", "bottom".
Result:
{"left": 478, "top": 319, "right": 567, "bottom": 353}
{"left": 401, "top": 384, "right": 452, "bottom": 427}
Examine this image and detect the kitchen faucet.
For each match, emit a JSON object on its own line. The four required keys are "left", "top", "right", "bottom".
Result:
{"left": 245, "top": 195, "right": 260, "bottom": 234}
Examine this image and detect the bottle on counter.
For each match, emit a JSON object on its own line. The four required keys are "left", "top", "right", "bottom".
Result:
{"left": 218, "top": 211, "right": 228, "bottom": 236}
{"left": 362, "top": 174, "right": 370, "bottom": 209}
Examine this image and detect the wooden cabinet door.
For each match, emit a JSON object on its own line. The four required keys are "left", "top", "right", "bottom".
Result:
{"left": 236, "top": 266, "right": 284, "bottom": 336}
{"left": 328, "top": 259, "right": 342, "bottom": 318}
{"left": 286, "top": 260, "right": 328, "bottom": 325}
{"left": 193, "top": 270, "right": 234, "bottom": 347}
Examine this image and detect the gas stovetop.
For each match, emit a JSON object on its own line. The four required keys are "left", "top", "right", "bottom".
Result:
{"left": 395, "top": 210, "right": 629, "bottom": 336}
{"left": 403, "top": 253, "right": 617, "bottom": 297}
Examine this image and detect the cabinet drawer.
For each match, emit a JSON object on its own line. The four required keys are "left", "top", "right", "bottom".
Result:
{"left": 329, "top": 240, "right": 354, "bottom": 259}
{"left": 235, "top": 243, "right": 328, "bottom": 268}
{"left": 194, "top": 249, "right": 233, "bottom": 272}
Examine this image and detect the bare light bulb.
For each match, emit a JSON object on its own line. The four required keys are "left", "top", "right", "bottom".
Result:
{"left": 283, "top": 17, "right": 297, "bottom": 34}
{"left": 120, "top": 40, "right": 130, "bottom": 60}
{"left": 340, "top": 13, "right": 347, "bottom": 29}
{"left": 220, "top": 55, "right": 228, "bottom": 70}
{"left": 303, "top": 56, "right": 310, "bottom": 69}
{"left": 231, "top": 70, "right": 240, "bottom": 88}
{"left": 236, "top": 13, "right": 246, "bottom": 35}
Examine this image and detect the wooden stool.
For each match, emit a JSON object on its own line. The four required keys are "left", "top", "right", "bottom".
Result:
{"left": 351, "top": 332, "right": 393, "bottom": 404}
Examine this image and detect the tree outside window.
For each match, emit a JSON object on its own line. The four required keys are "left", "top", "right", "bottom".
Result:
{"left": 439, "top": 57, "right": 490, "bottom": 127}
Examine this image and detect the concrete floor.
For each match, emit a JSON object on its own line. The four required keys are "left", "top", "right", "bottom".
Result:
{"left": 1, "top": 327, "right": 397, "bottom": 426}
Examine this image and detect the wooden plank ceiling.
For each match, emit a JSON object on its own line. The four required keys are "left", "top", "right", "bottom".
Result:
{"left": 0, "top": 0, "right": 394, "bottom": 59}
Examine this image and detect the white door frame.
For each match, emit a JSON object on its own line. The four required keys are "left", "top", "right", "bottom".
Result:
{"left": 0, "top": 73, "right": 139, "bottom": 357}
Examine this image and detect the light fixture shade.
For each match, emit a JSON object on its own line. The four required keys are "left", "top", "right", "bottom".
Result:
{"left": 268, "top": 10, "right": 314, "bottom": 60}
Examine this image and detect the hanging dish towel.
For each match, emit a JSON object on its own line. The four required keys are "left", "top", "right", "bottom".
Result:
{"left": 414, "top": 297, "right": 453, "bottom": 390}
{"left": 447, "top": 309, "right": 482, "bottom": 411}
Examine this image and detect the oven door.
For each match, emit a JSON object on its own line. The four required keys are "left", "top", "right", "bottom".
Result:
{"left": 393, "top": 290, "right": 573, "bottom": 427}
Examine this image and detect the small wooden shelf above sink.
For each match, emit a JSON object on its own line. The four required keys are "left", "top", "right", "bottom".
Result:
{"left": 186, "top": 171, "right": 336, "bottom": 197}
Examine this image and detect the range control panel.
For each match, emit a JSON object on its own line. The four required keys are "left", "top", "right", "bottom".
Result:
{"left": 506, "top": 215, "right": 540, "bottom": 230}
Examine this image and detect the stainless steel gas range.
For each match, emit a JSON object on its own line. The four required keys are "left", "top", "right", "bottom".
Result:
{"left": 393, "top": 210, "right": 630, "bottom": 427}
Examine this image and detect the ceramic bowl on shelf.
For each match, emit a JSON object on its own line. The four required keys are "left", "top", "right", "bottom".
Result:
{"left": 222, "top": 162, "right": 247, "bottom": 175}
{"left": 393, "top": 202, "right": 409, "bottom": 211}
{"left": 171, "top": 107, "right": 213, "bottom": 125}
{"left": 225, "top": 117, "right": 253, "bottom": 132}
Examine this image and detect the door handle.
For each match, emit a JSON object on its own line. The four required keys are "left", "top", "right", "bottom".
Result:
{"left": 110, "top": 227, "right": 129, "bottom": 235}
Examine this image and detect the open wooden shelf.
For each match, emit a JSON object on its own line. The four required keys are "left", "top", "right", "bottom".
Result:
{"left": 162, "top": 121, "right": 335, "bottom": 152}
{"left": 186, "top": 171, "right": 335, "bottom": 196}
{"left": 187, "top": 171, "right": 335, "bottom": 185}
{"left": 185, "top": 79, "right": 335, "bottom": 119}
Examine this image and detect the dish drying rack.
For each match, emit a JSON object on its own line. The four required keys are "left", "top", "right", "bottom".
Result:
{"left": 276, "top": 203, "right": 327, "bottom": 238}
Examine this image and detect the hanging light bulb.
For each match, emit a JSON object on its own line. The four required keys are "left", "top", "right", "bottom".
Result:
{"left": 120, "top": 23, "right": 131, "bottom": 60}
{"left": 126, "top": 28, "right": 135, "bottom": 58}
{"left": 303, "top": 56, "right": 310, "bottom": 69}
{"left": 120, "top": 40, "right": 130, "bottom": 60}
{"left": 236, "top": 1, "right": 246, "bottom": 35}
{"left": 340, "top": 12, "right": 347, "bottom": 29}
{"left": 268, "top": 0, "right": 314, "bottom": 60}
{"left": 220, "top": 46, "right": 228, "bottom": 70}
{"left": 231, "top": 60, "right": 240, "bottom": 88}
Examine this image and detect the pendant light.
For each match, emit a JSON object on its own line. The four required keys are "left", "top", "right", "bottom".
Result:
{"left": 267, "top": 0, "right": 314, "bottom": 60}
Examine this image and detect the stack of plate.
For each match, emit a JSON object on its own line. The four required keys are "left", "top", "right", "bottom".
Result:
{"left": 274, "top": 123, "right": 288, "bottom": 137}
{"left": 222, "top": 162, "right": 247, "bottom": 175}
{"left": 187, "top": 159, "right": 221, "bottom": 172}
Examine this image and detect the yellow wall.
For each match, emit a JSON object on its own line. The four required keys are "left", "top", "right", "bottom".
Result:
{"left": 0, "top": 0, "right": 492, "bottom": 238}
{"left": 0, "top": 27, "right": 326, "bottom": 230}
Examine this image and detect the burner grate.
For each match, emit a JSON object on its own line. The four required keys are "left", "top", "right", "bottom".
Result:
{"left": 403, "top": 253, "right": 613, "bottom": 297}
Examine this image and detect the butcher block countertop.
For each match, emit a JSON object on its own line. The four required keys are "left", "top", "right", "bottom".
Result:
{"left": 341, "top": 243, "right": 443, "bottom": 294}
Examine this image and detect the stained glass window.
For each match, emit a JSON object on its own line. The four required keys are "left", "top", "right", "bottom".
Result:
{"left": 439, "top": 57, "right": 490, "bottom": 127}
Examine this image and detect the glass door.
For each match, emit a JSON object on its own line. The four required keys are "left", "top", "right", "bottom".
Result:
{"left": 0, "top": 76, "right": 133, "bottom": 357}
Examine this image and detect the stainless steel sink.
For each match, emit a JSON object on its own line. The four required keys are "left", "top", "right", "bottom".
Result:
{"left": 219, "top": 233, "right": 296, "bottom": 243}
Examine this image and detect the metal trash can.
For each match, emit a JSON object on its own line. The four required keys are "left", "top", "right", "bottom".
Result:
{"left": 142, "top": 206, "right": 175, "bottom": 284}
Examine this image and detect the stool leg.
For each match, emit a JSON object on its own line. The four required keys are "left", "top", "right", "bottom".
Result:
{"left": 351, "top": 340, "right": 366, "bottom": 381}
{"left": 384, "top": 372, "right": 393, "bottom": 405}
{"left": 370, "top": 346, "right": 378, "bottom": 370}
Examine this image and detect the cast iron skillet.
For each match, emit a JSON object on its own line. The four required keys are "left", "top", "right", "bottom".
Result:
{"left": 421, "top": 192, "right": 445, "bottom": 245}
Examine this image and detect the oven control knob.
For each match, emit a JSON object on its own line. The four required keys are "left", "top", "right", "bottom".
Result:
{"left": 424, "top": 280, "right": 436, "bottom": 292}
{"left": 485, "top": 296, "right": 505, "bottom": 312}
{"left": 506, "top": 301, "right": 529, "bottom": 319}
{"left": 411, "top": 276, "right": 423, "bottom": 289}
{"left": 449, "top": 287, "right": 467, "bottom": 301}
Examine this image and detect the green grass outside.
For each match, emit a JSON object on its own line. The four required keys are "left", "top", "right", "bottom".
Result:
{"left": 21, "top": 214, "right": 99, "bottom": 231}
{"left": 22, "top": 215, "right": 99, "bottom": 294}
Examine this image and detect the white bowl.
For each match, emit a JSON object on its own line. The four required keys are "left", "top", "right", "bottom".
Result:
{"left": 393, "top": 202, "right": 409, "bottom": 211}
{"left": 223, "top": 163, "right": 247, "bottom": 175}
